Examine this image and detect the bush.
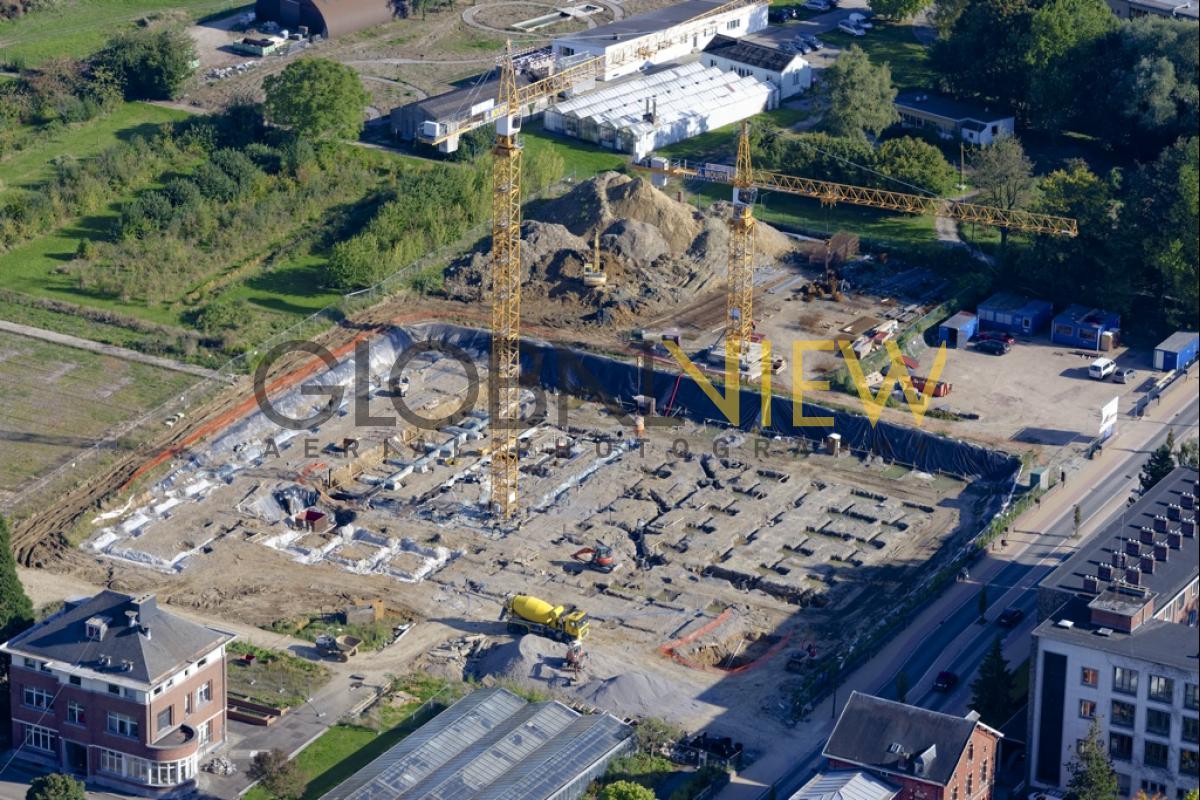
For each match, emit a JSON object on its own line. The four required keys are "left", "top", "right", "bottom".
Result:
{"left": 25, "top": 773, "right": 85, "bottom": 800}
{"left": 91, "top": 29, "right": 196, "bottom": 100}
{"left": 247, "top": 749, "right": 306, "bottom": 800}
{"left": 600, "top": 781, "right": 655, "bottom": 800}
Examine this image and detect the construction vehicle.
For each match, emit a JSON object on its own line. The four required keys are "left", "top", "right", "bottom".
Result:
{"left": 314, "top": 633, "right": 361, "bottom": 662}
{"left": 583, "top": 231, "right": 609, "bottom": 288}
{"left": 564, "top": 640, "right": 587, "bottom": 677}
{"left": 501, "top": 593, "right": 589, "bottom": 641}
{"left": 571, "top": 541, "right": 617, "bottom": 573}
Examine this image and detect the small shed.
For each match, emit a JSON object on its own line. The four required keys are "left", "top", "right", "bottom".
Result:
{"left": 938, "top": 311, "right": 978, "bottom": 348}
{"left": 976, "top": 292, "right": 1053, "bottom": 335}
{"left": 1153, "top": 331, "right": 1199, "bottom": 371}
{"left": 1050, "top": 305, "right": 1120, "bottom": 350}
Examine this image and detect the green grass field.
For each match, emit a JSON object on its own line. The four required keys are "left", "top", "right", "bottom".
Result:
{"left": 522, "top": 122, "right": 630, "bottom": 179}
{"left": 0, "top": 102, "right": 187, "bottom": 203}
{"left": 820, "top": 22, "right": 934, "bottom": 91}
{"left": 0, "top": 0, "right": 247, "bottom": 67}
{"left": 0, "top": 328, "right": 197, "bottom": 493}
{"left": 656, "top": 107, "right": 812, "bottom": 163}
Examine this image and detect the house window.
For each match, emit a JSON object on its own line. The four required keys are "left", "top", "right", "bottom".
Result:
{"left": 24, "top": 724, "right": 55, "bottom": 752}
{"left": 107, "top": 711, "right": 139, "bottom": 739}
{"left": 981, "top": 759, "right": 988, "bottom": 783}
{"left": 100, "top": 749, "right": 125, "bottom": 775}
{"left": 67, "top": 701, "right": 86, "bottom": 726}
{"left": 1109, "top": 732, "right": 1133, "bottom": 761}
{"left": 69, "top": 675, "right": 81, "bottom": 686}
{"left": 1082, "top": 667, "right": 1099, "bottom": 687}
{"left": 1184, "top": 716, "right": 1199, "bottom": 743}
{"left": 198, "top": 681, "right": 213, "bottom": 705}
{"left": 1113, "top": 667, "right": 1139, "bottom": 696}
{"left": 1186, "top": 683, "right": 1198, "bottom": 711}
{"left": 952, "top": 786, "right": 959, "bottom": 800}
{"left": 1143, "top": 780, "right": 1169, "bottom": 796}
{"left": 726, "top": 18, "right": 740, "bottom": 29}
{"left": 966, "top": 773, "right": 973, "bottom": 795}
{"left": 1146, "top": 708, "right": 1171, "bottom": 736}
{"left": 1144, "top": 741, "right": 1169, "bottom": 768}
{"left": 157, "top": 706, "right": 174, "bottom": 733}
{"left": 22, "top": 686, "right": 53, "bottom": 710}
{"left": 199, "top": 719, "right": 212, "bottom": 745}
{"left": 1148, "top": 675, "right": 1175, "bottom": 704}
{"left": 1111, "top": 700, "right": 1136, "bottom": 728}
{"left": 1182, "top": 749, "right": 1199, "bottom": 776}
{"left": 197, "top": 657, "right": 207, "bottom": 667}
{"left": 107, "top": 683, "right": 120, "bottom": 695}
{"left": 1079, "top": 699, "right": 1097, "bottom": 719}
{"left": 185, "top": 691, "right": 193, "bottom": 715}
{"left": 968, "top": 742, "right": 975, "bottom": 761}
{"left": 22, "top": 658, "right": 37, "bottom": 669}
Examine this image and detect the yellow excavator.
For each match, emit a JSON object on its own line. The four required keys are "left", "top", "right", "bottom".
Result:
{"left": 501, "top": 593, "right": 590, "bottom": 641}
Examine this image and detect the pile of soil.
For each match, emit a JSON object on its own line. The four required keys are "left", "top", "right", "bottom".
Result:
{"left": 441, "top": 172, "right": 796, "bottom": 328}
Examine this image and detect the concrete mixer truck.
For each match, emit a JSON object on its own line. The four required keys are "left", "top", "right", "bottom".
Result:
{"left": 501, "top": 594, "right": 590, "bottom": 641}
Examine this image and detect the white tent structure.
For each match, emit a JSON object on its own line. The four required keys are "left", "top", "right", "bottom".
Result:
{"left": 544, "top": 62, "right": 775, "bottom": 159}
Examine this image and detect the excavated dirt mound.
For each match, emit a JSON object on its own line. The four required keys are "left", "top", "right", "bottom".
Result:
{"left": 441, "top": 172, "right": 797, "bottom": 328}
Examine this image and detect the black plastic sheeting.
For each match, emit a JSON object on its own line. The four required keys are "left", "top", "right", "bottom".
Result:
{"left": 390, "top": 322, "right": 1021, "bottom": 485}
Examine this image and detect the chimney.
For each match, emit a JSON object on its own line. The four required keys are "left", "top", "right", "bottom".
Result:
{"left": 1153, "top": 515, "right": 1167, "bottom": 532}
{"left": 1154, "top": 543, "right": 1168, "bottom": 562}
{"left": 125, "top": 609, "right": 139, "bottom": 628}
{"left": 1167, "top": 531, "right": 1182, "bottom": 549}
{"left": 1126, "top": 539, "right": 1141, "bottom": 557}
{"left": 1183, "top": 520, "right": 1196, "bottom": 537}
{"left": 1140, "top": 555, "right": 1155, "bottom": 574}
{"left": 143, "top": 626, "right": 152, "bottom": 641}
{"left": 1140, "top": 527, "right": 1155, "bottom": 544}
{"left": 1083, "top": 575, "right": 1099, "bottom": 593}
{"left": 1114, "top": 551, "right": 1127, "bottom": 569}
{"left": 1182, "top": 493, "right": 1195, "bottom": 510}
{"left": 1098, "top": 563, "right": 1114, "bottom": 581}
{"left": 1167, "top": 504, "right": 1181, "bottom": 521}
{"left": 1125, "top": 567, "right": 1141, "bottom": 585}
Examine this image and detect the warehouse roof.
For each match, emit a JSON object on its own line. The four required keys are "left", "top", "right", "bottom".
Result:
{"left": 824, "top": 692, "right": 997, "bottom": 787}
{"left": 319, "top": 688, "right": 633, "bottom": 800}
{"left": 1, "top": 591, "right": 231, "bottom": 686}
{"left": 1040, "top": 466, "right": 1198, "bottom": 609}
{"left": 788, "top": 770, "right": 900, "bottom": 800}
{"left": 557, "top": 0, "right": 741, "bottom": 44}
{"left": 703, "top": 34, "right": 797, "bottom": 72}
{"left": 894, "top": 91, "right": 1011, "bottom": 125}
{"left": 307, "top": 0, "right": 400, "bottom": 37}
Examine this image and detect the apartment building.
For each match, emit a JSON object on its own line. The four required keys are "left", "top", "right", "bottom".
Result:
{"left": 822, "top": 692, "right": 1004, "bottom": 800}
{"left": 1, "top": 591, "right": 234, "bottom": 795}
{"left": 1028, "top": 467, "right": 1200, "bottom": 799}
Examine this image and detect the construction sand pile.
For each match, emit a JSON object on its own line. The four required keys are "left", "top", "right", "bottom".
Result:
{"left": 469, "top": 633, "right": 717, "bottom": 721}
{"left": 441, "top": 172, "right": 796, "bottom": 327}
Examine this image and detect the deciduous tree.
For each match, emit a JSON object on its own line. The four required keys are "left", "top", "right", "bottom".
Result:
{"left": 600, "top": 781, "right": 655, "bottom": 800}
{"left": 264, "top": 58, "right": 369, "bottom": 141}
{"left": 92, "top": 29, "right": 196, "bottom": 100}
{"left": 875, "top": 136, "right": 956, "bottom": 194}
{"left": 248, "top": 749, "right": 306, "bottom": 800}
{"left": 869, "top": 0, "right": 933, "bottom": 20}
{"left": 25, "top": 774, "right": 85, "bottom": 800}
{"left": 970, "top": 136, "right": 1033, "bottom": 245}
{"left": 818, "top": 45, "right": 898, "bottom": 140}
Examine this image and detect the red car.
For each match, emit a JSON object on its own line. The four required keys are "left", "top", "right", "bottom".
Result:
{"left": 976, "top": 331, "right": 1016, "bottom": 345}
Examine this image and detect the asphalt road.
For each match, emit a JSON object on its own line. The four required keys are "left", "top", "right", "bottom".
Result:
{"left": 766, "top": 390, "right": 1199, "bottom": 799}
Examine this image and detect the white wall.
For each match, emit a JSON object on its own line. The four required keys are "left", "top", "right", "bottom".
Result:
{"left": 702, "top": 52, "right": 810, "bottom": 100}
{"left": 553, "top": 1, "right": 768, "bottom": 81}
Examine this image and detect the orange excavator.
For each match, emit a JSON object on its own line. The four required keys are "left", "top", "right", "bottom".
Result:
{"left": 572, "top": 542, "right": 617, "bottom": 573}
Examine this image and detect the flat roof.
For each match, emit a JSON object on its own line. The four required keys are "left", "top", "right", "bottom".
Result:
{"left": 1129, "top": 0, "right": 1199, "bottom": 18}
{"left": 940, "top": 311, "right": 976, "bottom": 330}
{"left": 978, "top": 291, "right": 1052, "bottom": 315}
{"left": 1040, "top": 466, "right": 1198, "bottom": 607}
{"left": 1156, "top": 331, "right": 1198, "bottom": 353}
{"left": 556, "top": 0, "right": 741, "bottom": 45}
{"left": 319, "top": 687, "right": 633, "bottom": 800}
{"left": 1034, "top": 597, "right": 1199, "bottom": 672}
{"left": 894, "top": 91, "right": 1011, "bottom": 125}
{"left": 1052, "top": 303, "right": 1120, "bottom": 327}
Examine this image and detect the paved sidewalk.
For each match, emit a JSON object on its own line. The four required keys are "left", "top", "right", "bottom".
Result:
{"left": 717, "top": 363, "right": 1198, "bottom": 799}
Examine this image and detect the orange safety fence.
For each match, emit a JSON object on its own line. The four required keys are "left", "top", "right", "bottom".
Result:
{"left": 658, "top": 608, "right": 791, "bottom": 675}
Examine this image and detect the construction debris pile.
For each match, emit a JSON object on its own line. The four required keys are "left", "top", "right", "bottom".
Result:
{"left": 442, "top": 172, "right": 797, "bottom": 326}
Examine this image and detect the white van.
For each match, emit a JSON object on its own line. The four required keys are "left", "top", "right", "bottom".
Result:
{"left": 1089, "top": 357, "right": 1116, "bottom": 380}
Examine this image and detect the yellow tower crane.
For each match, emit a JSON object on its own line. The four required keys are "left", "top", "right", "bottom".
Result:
{"left": 726, "top": 120, "right": 757, "bottom": 362}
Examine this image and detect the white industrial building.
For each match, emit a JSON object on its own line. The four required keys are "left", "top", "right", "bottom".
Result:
{"left": 543, "top": 61, "right": 775, "bottom": 159}
{"left": 552, "top": 0, "right": 769, "bottom": 81}
{"left": 702, "top": 34, "right": 810, "bottom": 100}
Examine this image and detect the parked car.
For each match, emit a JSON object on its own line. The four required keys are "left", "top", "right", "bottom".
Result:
{"left": 806, "top": 35, "right": 825, "bottom": 49}
{"left": 1088, "top": 357, "right": 1116, "bottom": 380}
{"left": 803, "top": 0, "right": 831, "bottom": 10}
{"left": 934, "top": 671, "right": 958, "bottom": 692}
{"left": 837, "top": 19, "right": 866, "bottom": 35}
{"left": 847, "top": 11, "right": 873, "bottom": 28}
{"left": 1114, "top": 368, "right": 1136, "bottom": 384}
{"left": 976, "top": 330, "right": 1016, "bottom": 345}
{"left": 974, "top": 339, "right": 1011, "bottom": 356}
{"left": 998, "top": 607, "right": 1025, "bottom": 628}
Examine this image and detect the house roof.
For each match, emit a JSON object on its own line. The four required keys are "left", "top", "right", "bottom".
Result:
{"left": 1039, "top": 466, "right": 1198, "bottom": 610}
{"left": 894, "top": 91, "right": 1011, "bottom": 125}
{"left": 978, "top": 291, "right": 1052, "bottom": 316}
{"left": 320, "top": 687, "right": 633, "bottom": 800}
{"left": 1, "top": 591, "right": 231, "bottom": 686}
{"left": 556, "top": 0, "right": 745, "bottom": 45}
{"left": 940, "top": 311, "right": 977, "bottom": 331}
{"left": 703, "top": 34, "right": 799, "bottom": 73}
{"left": 789, "top": 770, "right": 900, "bottom": 800}
{"left": 823, "top": 692, "right": 996, "bottom": 787}
{"left": 1034, "top": 597, "right": 1199, "bottom": 672}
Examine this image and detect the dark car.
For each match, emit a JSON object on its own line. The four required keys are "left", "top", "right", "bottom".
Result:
{"left": 933, "top": 671, "right": 958, "bottom": 692}
{"left": 974, "top": 339, "right": 1011, "bottom": 356}
{"left": 976, "top": 330, "right": 1016, "bottom": 345}
{"left": 998, "top": 607, "right": 1025, "bottom": 628}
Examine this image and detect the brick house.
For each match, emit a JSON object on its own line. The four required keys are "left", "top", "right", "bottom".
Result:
{"left": 822, "top": 692, "right": 1003, "bottom": 800}
{"left": 1, "top": 591, "right": 234, "bottom": 795}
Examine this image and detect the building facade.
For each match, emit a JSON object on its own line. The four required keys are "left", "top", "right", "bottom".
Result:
{"left": 825, "top": 692, "right": 1003, "bottom": 800}
{"left": 552, "top": 0, "right": 769, "bottom": 81}
{"left": 1028, "top": 467, "right": 1200, "bottom": 800}
{"left": 1, "top": 592, "right": 234, "bottom": 796}
{"left": 893, "top": 92, "right": 1014, "bottom": 146}
{"left": 701, "top": 34, "right": 810, "bottom": 100}
{"left": 976, "top": 292, "right": 1054, "bottom": 336}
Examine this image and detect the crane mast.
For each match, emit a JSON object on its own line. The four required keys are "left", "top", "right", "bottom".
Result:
{"left": 726, "top": 121, "right": 757, "bottom": 362}
{"left": 490, "top": 44, "right": 522, "bottom": 520}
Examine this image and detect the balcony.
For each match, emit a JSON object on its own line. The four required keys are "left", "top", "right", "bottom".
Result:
{"left": 147, "top": 724, "right": 197, "bottom": 759}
